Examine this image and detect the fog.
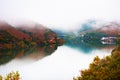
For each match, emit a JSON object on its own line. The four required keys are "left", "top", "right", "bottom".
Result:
{"left": 0, "top": 0, "right": 120, "bottom": 30}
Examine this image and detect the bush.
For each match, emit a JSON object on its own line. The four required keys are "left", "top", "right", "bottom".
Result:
{"left": 0, "top": 71, "right": 20, "bottom": 80}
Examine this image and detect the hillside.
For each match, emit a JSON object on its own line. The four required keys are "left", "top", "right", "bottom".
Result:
{"left": 0, "top": 21, "right": 35, "bottom": 49}
{"left": 17, "top": 22, "right": 65, "bottom": 46}
{"left": 97, "top": 22, "right": 120, "bottom": 36}
{"left": 52, "top": 21, "right": 120, "bottom": 52}
{"left": 0, "top": 21, "right": 65, "bottom": 49}
{"left": 0, "top": 21, "right": 31, "bottom": 40}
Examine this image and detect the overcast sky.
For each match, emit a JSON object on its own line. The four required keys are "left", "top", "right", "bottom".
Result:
{"left": 0, "top": 0, "right": 120, "bottom": 30}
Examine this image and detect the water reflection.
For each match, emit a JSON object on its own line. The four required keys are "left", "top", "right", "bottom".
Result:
{"left": 0, "top": 45, "right": 113, "bottom": 80}
{"left": 0, "top": 44, "right": 58, "bottom": 65}
{"left": 0, "top": 45, "right": 117, "bottom": 80}
{"left": 65, "top": 38, "right": 116, "bottom": 53}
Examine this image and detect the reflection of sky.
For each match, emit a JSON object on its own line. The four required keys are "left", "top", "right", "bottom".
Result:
{"left": 0, "top": 46, "right": 112, "bottom": 80}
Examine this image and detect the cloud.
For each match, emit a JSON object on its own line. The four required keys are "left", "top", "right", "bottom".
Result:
{"left": 0, "top": 0, "right": 120, "bottom": 30}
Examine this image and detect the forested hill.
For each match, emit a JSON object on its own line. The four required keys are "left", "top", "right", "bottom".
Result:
{"left": 0, "top": 21, "right": 65, "bottom": 50}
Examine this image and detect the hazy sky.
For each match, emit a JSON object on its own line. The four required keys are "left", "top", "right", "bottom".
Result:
{"left": 0, "top": 0, "right": 120, "bottom": 30}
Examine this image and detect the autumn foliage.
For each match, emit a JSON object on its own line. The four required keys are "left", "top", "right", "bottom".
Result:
{"left": 74, "top": 45, "right": 120, "bottom": 80}
{"left": 0, "top": 71, "right": 20, "bottom": 80}
{"left": 0, "top": 21, "right": 65, "bottom": 50}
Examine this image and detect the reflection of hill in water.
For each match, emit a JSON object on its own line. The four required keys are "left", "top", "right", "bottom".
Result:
{"left": 0, "top": 44, "right": 58, "bottom": 65}
{"left": 65, "top": 38, "right": 116, "bottom": 53}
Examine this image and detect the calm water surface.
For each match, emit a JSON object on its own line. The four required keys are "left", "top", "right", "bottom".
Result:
{"left": 0, "top": 43, "right": 116, "bottom": 80}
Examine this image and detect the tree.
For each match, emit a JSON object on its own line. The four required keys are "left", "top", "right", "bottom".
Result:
{"left": 0, "top": 75, "right": 2, "bottom": 80}
{"left": 0, "top": 71, "right": 20, "bottom": 80}
{"left": 74, "top": 45, "right": 120, "bottom": 80}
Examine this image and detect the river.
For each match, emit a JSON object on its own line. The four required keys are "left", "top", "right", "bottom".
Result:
{"left": 0, "top": 43, "right": 116, "bottom": 80}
